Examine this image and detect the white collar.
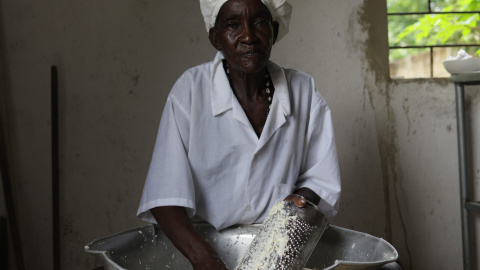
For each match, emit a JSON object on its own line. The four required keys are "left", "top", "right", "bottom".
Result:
{"left": 210, "top": 51, "right": 291, "bottom": 117}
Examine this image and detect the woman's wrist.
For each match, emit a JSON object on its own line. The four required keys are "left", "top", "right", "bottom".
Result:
{"left": 188, "top": 243, "right": 228, "bottom": 270}
{"left": 187, "top": 240, "right": 218, "bottom": 264}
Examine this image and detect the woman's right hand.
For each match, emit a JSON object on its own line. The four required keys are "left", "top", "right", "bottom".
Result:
{"left": 192, "top": 254, "right": 229, "bottom": 270}
{"left": 150, "top": 206, "right": 229, "bottom": 270}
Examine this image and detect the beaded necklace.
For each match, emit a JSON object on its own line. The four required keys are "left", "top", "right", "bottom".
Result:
{"left": 223, "top": 60, "right": 274, "bottom": 118}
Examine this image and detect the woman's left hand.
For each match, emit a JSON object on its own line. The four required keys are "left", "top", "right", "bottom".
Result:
{"left": 284, "top": 187, "right": 321, "bottom": 207}
{"left": 284, "top": 194, "right": 308, "bottom": 208}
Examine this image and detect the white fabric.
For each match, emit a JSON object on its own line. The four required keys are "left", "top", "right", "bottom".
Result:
{"left": 137, "top": 51, "right": 341, "bottom": 230}
{"left": 199, "top": 0, "right": 292, "bottom": 41}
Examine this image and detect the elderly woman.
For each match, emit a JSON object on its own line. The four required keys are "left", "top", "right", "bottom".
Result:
{"left": 137, "top": 0, "right": 341, "bottom": 269}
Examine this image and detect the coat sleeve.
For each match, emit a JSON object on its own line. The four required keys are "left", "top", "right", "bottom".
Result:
{"left": 137, "top": 79, "right": 196, "bottom": 224}
{"left": 296, "top": 87, "right": 341, "bottom": 217}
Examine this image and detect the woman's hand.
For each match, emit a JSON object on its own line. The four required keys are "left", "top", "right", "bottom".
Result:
{"left": 284, "top": 187, "right": 321, "bottom": 207}
{"left": 192, "top": 254, "right": 229, "bottom": 270}
{"left": 150, "top": 206, "right": 229, "bottom": 270}
{"left": 284, "top": 193, "right": 308, "bottom": 208}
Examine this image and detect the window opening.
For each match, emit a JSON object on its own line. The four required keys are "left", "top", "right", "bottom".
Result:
{"left": 387, "top": 0, "right": 480, "bottom": 79}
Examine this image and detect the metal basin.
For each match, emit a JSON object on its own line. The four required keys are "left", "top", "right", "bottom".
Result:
{"left": 85, "top": 224, "right": 398, "bottom": 270}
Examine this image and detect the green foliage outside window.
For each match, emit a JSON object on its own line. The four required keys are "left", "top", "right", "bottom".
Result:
{"left": 388, "top": 0, "right": 480, "bottom": 60}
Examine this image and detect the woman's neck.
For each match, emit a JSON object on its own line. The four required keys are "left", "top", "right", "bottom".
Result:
{"left": 222, "top": 59, "right": 274, "bottom": 137}
{"left": 224, "top": 60, "right": 267, "bottom": 101}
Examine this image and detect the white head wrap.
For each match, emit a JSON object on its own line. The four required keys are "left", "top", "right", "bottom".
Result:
{"left": 200, "top": 0, "right": 292, "bottom": 42}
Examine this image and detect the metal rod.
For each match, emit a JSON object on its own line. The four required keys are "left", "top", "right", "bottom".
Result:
{"left": 51, "top": 66, "right": 60, "bottom": 270}
{"left": 388, "top": 11, "right": 480, "bottom": 15}
{"left": 455, "top": 83, "right": 472, "bottom": 270}
{"left": 390, "top": 44, "right": 479, "bottom": 49}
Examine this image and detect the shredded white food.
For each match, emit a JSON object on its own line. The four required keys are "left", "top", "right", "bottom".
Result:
{"left": 235, "top": 201, "right": 303, "bottom": 270}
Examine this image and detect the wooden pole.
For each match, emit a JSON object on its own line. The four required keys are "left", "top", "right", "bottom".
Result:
{"left": 51, "top": 66, "right": 60, "bottom": 270}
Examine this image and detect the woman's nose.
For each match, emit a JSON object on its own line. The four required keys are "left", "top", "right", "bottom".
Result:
{"left": 240, "top": 23, "right": 257, "bottom": 44}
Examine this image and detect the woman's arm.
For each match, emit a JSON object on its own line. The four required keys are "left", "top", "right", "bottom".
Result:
{"left": 150, "top": 206, "right": 228, "bottom": 270}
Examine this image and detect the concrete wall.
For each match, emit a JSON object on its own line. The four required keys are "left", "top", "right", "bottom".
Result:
{"left": 0, "top": 0, "right": 478, "bottom": 269}
{"left": 389, "top": 47, "right": 455, "bottom": 78}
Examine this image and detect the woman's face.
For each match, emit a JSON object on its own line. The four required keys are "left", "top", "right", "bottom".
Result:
{"left": 209, "top": 0, "right": 279, "bottom": 74}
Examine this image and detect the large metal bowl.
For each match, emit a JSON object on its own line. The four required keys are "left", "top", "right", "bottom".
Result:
{"left": 85, "top": 224, "right": 398, "bottom": 270}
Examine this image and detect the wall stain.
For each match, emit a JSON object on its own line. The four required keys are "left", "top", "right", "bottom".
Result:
{"left": 402, "top": 98, "right": 411, "bottom": 136}
{"left": 356, "top": 1, "right": 412, "bottom": 268}
{"left": 362, "top": 83, "right": 368, "bottom": 111}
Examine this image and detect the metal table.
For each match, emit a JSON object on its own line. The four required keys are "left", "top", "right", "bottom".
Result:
{"left": 452, "top": 72, "right": 480, "bottom": 270}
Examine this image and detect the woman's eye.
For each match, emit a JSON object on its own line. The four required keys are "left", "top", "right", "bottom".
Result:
{"left": 255, "top": 20, "right": 269, "bottom": 27}
{"left": 226, "top": 22, "right": 239, "bottom": 29}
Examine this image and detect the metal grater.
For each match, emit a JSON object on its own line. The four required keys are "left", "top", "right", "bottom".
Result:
{"left": 235, "top": 201, "right": 328, "bottom": 270}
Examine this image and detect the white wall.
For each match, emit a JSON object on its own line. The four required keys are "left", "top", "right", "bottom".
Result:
{"left": 0, "top": 0, "right": 477, "bottom": 269}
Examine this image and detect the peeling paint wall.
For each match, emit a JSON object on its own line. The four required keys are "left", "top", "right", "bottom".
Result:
{"left": 0, "top": 0, "right": 478, "bottom": 269}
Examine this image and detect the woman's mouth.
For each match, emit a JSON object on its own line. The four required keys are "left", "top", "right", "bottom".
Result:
{"left": 243, "top": 51, "right": 260, "bottom": 57}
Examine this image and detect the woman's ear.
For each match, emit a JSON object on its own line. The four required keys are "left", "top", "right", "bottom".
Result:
{"left": 208, "top": 27, "right": 222, "bottom": 51}
{"left": 272, "top": 21, "right": 279, "bottom": 44}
